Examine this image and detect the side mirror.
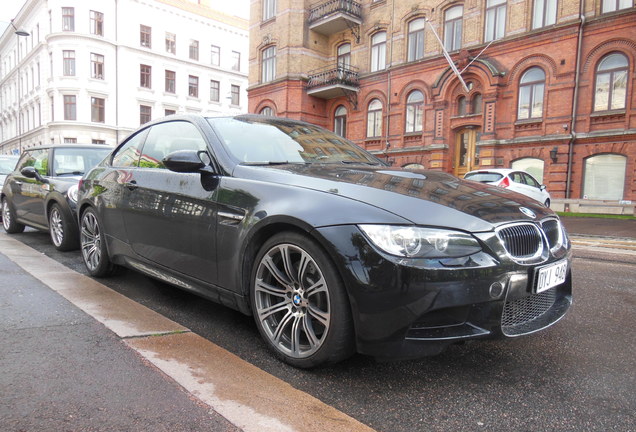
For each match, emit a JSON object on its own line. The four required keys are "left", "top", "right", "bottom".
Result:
{"left": 163, "top": 150, "right": 213, "bottom": 174}
{"left": 540, "top": 185, "right": 547, "bottom": 191}
{"left": 21, "top": 166, "right": 49, "bottom": 183}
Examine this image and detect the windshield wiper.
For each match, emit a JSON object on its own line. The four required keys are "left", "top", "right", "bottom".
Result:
{"left": 340, "top": 160, "right": 381, "bottom": 166}
{"left": 241, "top": 161, "right": 308, "bottom": 166}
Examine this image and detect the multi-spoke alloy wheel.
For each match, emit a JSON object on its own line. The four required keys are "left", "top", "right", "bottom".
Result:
{"left": 80, "top": 208, "right": 114, "bottom": 277}
{"left": 251, "top": 232, "right": 354, "bottom": 368}
{"left": 1, "top": 197, "right": 25, "bottom": 234}
{"left": 48, "top": 203, "right": 78, "bottom": 251}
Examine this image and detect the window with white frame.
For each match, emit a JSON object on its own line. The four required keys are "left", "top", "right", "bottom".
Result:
{"left": 140, "top": 25, "right": 151, "bottom": 48}
{"left": 532, "top": 0, "right": 557, "bottom": 29}
{"left": 337, "top": 43, "right": 351, "bottom": 68}
{"left": 211, "top": 45, "right": 220, "bottom": 66}
{"left": 165, "top": 32, "right": 176, "bottom": 54}
{"left": 485, "top": 0, "right": 506, "bottom": 42}
{"left": 262, "top": 46, "right": 276, "bottom": 82}
{"left": 367, "top": 99, "right": 383, "bottom": 138}
{"left": 263, "top": 0, "right": 276, "bottom": 20}
{"left": 140, "top": 64, "right": 151, "bottom": 88}
{"left": 444, "top": 6, "right": 463, "bottom": 52}
{"left": 188, "top": 75, "right": 199, "bottom": 98}
{"left": 594, "top": 53, "right": 628, "bottom": 112}
{"left": 583, "top": 154, "right": 626, "bottom": 200}
{"left": 518, "top": 67, "right": 545, "bottom": 120}
{"left": 90, "top": 11, "right": 103, "bottom": 36}
{"left": 63, "top": 50, "right": 75, "bottom": 76}
{"left": 370, "top": 32, "right": 386, "bottom": 72}
{"left": 210, "top": 80, "right": 220, "bottom": 102}
{"left": 165, "top": 70, "right": 175, "bottom": 93}
{"left": 91, "top": 97, "right": 104, "bottom": 123}
{"left": 231, "top": 85, "right": 240, "bottom": 105}
{"left": 602, "top": 0, "right": 632, "bottom": 13}
{"left": 232, "top": 51, "right": 241, "bottom": 71}
{"left": 407, "top": 18, "right": 425, "bottom": 62}
{"left": 405, "top": 90, "right": 424, "bottom": 133}
{"left": 189, "top": 40, "right": 199, "bottom": 61}
{"left": 62, "top": 7, "right": 74, "bottom": 31}
{"left": 91, "top": 53, "right": 104, "bottom": 79}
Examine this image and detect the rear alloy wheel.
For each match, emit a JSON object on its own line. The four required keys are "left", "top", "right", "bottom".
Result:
{"left": 251, "top": 232, "right": 354, "bottom": 368}
{"left": 49, "top": 203, "right": 78, "bottom": 251}
{"left": 2, "top": 197, "right": 25, "bottom": 234}
{"left": 80, "top": 207, "right": 115, "bottom": 277}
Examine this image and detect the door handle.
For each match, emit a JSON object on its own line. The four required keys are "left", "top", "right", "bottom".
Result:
{"left": 125, "top": 180, "right": 138, "bottom": 190}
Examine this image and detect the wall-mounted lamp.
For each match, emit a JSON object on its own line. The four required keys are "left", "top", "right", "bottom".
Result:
{"left": 550, "top": 146, "right": 558, "bottom": 163}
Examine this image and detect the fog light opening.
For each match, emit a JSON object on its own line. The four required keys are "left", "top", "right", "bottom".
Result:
{"left": 489, "top": 282, "right": 504, "bottom": 299}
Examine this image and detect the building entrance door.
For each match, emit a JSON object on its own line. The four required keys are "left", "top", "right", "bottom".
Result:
{"left": 453, "top": 128, "right": 479, "bottom": 177}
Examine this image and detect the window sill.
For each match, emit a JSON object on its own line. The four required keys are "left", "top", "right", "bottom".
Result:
{"left": 514, "top": 119, "right": 543, "bottom": 130}
{"left": 590, "top": 110, "right": 625, "bottom": 124}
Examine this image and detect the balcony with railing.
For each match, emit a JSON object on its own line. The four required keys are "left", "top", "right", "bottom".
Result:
{"left": 308, "top": 0, "right": 362, "bottom": 36}
{"left": 307, "top": 64, "right": 359, "bottom": 100}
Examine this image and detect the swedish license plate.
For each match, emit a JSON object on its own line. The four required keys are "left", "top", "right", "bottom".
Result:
{"left": 535, "top": 260, "right": 568, "bottom": 293}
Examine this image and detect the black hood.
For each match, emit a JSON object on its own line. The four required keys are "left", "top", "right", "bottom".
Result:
{"left": 234, "top": 164, "right": 554, "bottom": 232}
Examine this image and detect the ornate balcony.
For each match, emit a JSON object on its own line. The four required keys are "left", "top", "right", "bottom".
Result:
{"left": 307, "top": 65, "right": 359, "bottom": 106}
{"left": 308, "top": 0, "right": 362, "bottom": 37}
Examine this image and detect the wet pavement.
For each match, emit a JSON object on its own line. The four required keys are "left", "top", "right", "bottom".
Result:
{"left": 1, "top": 215, "right": 634, "bottom": 431}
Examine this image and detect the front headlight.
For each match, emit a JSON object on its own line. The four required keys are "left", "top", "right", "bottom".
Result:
{"left": 67, "top": 184, "right": 79, "bottom": 203}
{"left": 358, "top": 225, "right": 482, "bottom": 258}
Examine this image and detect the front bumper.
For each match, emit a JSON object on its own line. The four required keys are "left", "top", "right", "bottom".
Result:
{"left": 316, "top": 225, "right": 572, "bottom": 359}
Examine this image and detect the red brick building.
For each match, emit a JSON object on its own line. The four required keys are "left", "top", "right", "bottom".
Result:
{"left": 248, "top": 0, "right": 636, "bottom": 201}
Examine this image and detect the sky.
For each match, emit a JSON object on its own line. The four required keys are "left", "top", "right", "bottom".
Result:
{"left": 0, "top": 0, "right": 26, "bottom": 35}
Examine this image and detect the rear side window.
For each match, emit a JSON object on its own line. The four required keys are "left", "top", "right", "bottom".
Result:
{"left": 464, "top": 172, "right": 503, "bottom": 183}
{"left": 138, "top": 121, "right": 208, "bottom": 169}
{"left": 16, "top": 149, "right": 49, "bottom": 176}
{"left": 112, "top": 129, "right": 148, "bottom": 167}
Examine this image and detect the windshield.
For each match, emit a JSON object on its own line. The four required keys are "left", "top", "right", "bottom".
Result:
{"left": 207, "top": 117, "right": 383, "bottom": 165}
{"left": 52, "top": 148, "right": 111, "bottom": 176}
{"left": 0, "top": 156, "right": 19, "bottom": 175}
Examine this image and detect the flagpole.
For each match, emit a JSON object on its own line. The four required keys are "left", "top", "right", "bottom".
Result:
{"left": 425, "top": 18, "right": 470, "bottom": 93}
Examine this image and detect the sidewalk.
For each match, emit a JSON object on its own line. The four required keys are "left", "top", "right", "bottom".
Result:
{"left": 0, "top": 234, "right": 374, "bottom": 432}
{"left": 0, "top": 251, "right": 240, "bottom": 432}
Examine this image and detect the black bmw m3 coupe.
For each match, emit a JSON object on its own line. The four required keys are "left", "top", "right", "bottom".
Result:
{"left": 77, "top": 114, "right": 572, "bottom": 367}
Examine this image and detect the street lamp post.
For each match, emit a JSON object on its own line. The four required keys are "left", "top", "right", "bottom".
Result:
{"left": 11, "top": 20, "right": 30, "bottom": 155}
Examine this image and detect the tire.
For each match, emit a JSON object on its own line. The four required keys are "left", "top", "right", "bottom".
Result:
{"left": 2, "top": 197, "right": 25, "bottom": 234}
{"left": 250, "top": 232, "right": 355, "bottom": 368}
{"left": 49, "top": 203, "right": 79, "bottom": 251}
{"left": 80, "top": 207, "right": 116, "bottom": 277}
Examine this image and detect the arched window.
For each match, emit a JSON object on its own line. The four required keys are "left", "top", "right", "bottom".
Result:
{"left": 594, "top": 53, "right": 628, "bottom": 112}
{"left": 367, "top": 99, "right": 383, "bottom": 138}
{"left": 457, "top": 95, "right": 467, "bottom": 116}
{"left": 262, "top": 46, "right": 276, "bottom": 83}
{"left": 583, "top": 154, "right": 626, "bottom": 200}
{"left": 405, "top": 90, "right": 424, "bottom": 133}
{"left": 370, "top": 32, "right": 386, "bottom": 72}
{"left": 471, "top": 93, "right": 482, "bottom": 114}
{"left": 260, "top": 106, "right": 274, "bottom": 116}
{"left": 511, "top": 157, "right": 545, "bottom": 184}
{"left": 518, "top": 67, "right": 545, "bottom": 120}
{"left": 407, "top": 18, "right": 425, "bottom": 62}
{"left": 444, "top": 6, "right": 463, "bottom": 52}
{"left": 334, "top": 105, "right": 347, "bottom": 137}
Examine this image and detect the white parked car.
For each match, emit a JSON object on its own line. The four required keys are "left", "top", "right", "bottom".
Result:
{"left": 464, "top": 168, "right": 551, "bottom": 207}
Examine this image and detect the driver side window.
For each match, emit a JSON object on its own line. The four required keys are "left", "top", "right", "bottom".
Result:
{"left": 17, "top": 149, "right": 49, "bottom": 176}
{"left": 139, "top": 121, "right": 208, "bottom": 169}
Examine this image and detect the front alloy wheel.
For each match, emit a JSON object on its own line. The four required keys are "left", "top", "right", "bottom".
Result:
{"left": 80, "top": 208, "right": 115, "bottom": 277}
{"left": 251, "top": 232, "right": 354, "bottom": 368}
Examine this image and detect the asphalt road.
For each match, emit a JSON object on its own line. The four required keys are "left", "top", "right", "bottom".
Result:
{"left": 6, "top": 229, "right": 636, "bottom": 432}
